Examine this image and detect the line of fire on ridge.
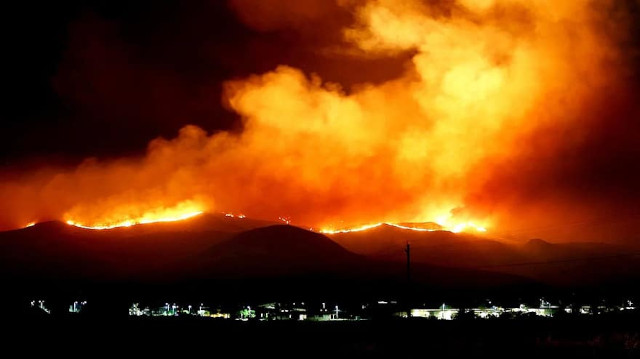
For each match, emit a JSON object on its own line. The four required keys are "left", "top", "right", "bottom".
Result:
{"left": 318, "top": 222, "right": 487, "bottom": 235}
{"left": 64, "top": 211, "right": 204, "bottom": 230}
{"left": 26, "top": 209, "right": 486, "bottom": 235}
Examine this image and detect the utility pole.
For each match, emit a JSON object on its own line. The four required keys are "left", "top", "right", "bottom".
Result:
{"left": 405, "top": 242, "right": 411, "bottom": 318}
{"left": 405, "top": 242, "right": 411, "bottom": 284}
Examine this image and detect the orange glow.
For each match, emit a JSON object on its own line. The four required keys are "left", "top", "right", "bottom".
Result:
{"left": 320, "top": 220, "right": 487, "bottom": 235}
{"left": 450, "top": 223, "right": 487, "bottom": 234}
{"left": 434, "top": 215, "right": 488, "bottom": 234}
{"left": 0, "top": 0, "right": 628, "bottom": 241}
{"left": 320, "top": 223, "right": 435, "bottom": 235}
{"left": 24, "top": 222, "right": 36, "bottom": 228}
{"left": 64, "top": 202, "right": 204, "bottom": 230}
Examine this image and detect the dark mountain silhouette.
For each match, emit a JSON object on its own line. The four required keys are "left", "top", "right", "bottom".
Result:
{"left": 523, "top": 238, "right": 555, "bottom": 252}
{"left": 327, "top": 224, "right": 640, "bottom": 287}
{"left": 175, "top": 224, "right": 535, "bottom": 301}
{"left": 508, "top": 239, "right": 640, "bottom": 286}
{"left": 0, "top": 216, "right": 244, "bottom": 281}
{"left": 3, "top": 217, "right": 636, "bottom": 289}
{"left": 189, "top": 225, "right": 363, "bottom": 276}
{"left": 3, "top": 215, "right": 638, "bottom": 315}
{"left": 0, "top": 217, "right": 535, "bottom": 307}
{"left": 3, "top": 217, "right": 637, "bottom": 290}
{"left": 328, "top": 224, "right": 527, "bottom": 268}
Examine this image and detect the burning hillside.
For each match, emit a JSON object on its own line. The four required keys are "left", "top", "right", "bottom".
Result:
{"left": 1, "top": 0, "right": 639, "bottom": 243}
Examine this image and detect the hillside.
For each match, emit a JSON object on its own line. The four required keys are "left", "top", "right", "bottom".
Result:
{"left": 327, "top": 225, "right": 640, "bottom": 287}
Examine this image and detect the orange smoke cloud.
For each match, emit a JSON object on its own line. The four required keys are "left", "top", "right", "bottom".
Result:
{"left": 0, "top": 0, "right": 633, "bottom": 239}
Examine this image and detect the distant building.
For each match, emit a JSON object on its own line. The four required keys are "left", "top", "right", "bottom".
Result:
{"left": 30, "top": 299, "right": 50, "bottom": 315}
{"left": 405, "top": 304, "right": 458, "bottom": 320}
{"left": 69, "top": 300, "right": 87, "bottom": 313}
{"left": 509, "top": 302, "right": 559, "bottom": 317}
{"left": 255, "top": 302, "right": 307, "bottom": 320}
{"left": 129, "top": 303, "right": 150, "bottom": 316}
{"left": 306, "top": 302, "right": 348, "bottom": 321}
{"left": 237, "top": 306, "right": 256, "bottom": 320}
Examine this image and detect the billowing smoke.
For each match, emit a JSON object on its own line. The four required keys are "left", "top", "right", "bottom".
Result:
{"left": 1, "top": 0, "right": 638, "bottom": 242}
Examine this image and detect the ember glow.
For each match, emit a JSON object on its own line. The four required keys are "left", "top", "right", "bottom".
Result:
{"left": 434, "top": 215, "right": 487, "bottom": 234}
{"left": 319, "top": 221, "right": 486, "bottom": 235}
{"left": 64, "top": 202, "right": 204, "bottom": 230}
{"left": 320, "top": 223, "right": 436, "bottom": 235}
{"left": 0, "top": 0, "right": 637, "bottom": 242}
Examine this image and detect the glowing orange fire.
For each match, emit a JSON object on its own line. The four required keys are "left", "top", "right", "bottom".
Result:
{"left": 434, "top": 215, "right": 488, "bottom": 234}
{"left": 319, "top": 223, "right": 435, "bottom": 234}
{"left": 0, "top": 0, "right": 627, "bottom": 243}
{"left": 320, "top": 221, "right": 487, "bottom": 235}
{"left": 65, "top": 209, "right": 204, "bottom": 230}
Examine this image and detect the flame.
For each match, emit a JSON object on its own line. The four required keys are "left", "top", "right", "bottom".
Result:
{"left": 24, "top": 222, "right": 36, "bottom": 228}
{"left": 224, "top": 213, "right": 246, "bottom": 218}
{"left": 0, "top": 0, "right": 630, "bottom": 242}
{"left": 320, "top": 220, "right": 487, "bottom": 235}
{"left": 320, "top": 222, "right": 436, "bottom": 235}
{"left": 450, "top": 223, "right": 487, "bottom": 234}
{"left": 320, "top": 223, "right": 388, "bottom": 234}
{"left": 64, "top": 203, "right": 204, "bottom": 230}
{"left": 434, "top": 215, "right": 487, "bottom": 234}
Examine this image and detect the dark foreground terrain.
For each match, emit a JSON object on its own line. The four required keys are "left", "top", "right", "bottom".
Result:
{"left": 6, "top": 317, "right": 640, "bottom": 358}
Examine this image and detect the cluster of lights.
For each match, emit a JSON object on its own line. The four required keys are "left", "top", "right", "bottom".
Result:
{"left": 223, "top": 213, "right": 246, "bottom": 218}
{"left": 30, "top": 300, "right": 50, "bottom": 314}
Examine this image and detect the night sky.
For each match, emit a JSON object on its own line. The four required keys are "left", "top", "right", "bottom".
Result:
{"left": 0, "top": 0, "right": 406, "bottom": 164}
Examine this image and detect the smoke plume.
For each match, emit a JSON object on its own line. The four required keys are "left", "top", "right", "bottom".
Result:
{"left": 1, "top": 0, "right": 639, "bottom": 242}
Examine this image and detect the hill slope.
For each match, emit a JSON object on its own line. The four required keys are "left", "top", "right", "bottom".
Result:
{"left": 327, "top": 225, "right": 640, "bottom": 287}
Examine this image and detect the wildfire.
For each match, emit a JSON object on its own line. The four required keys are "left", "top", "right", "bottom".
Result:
{"left": 449, "top": 223, "right": 487, "bottom": 234}
{"left": 319, "top": 222, "right": 432, "bottom": 234}
{"left": 434, "top": 216, "right": 487, "bottom": 234}
{"left": 224, "top": 213, "right": 246, "bottom": 218}
{"left": 65, "top": 210, "right": 203, "bottom": 230}
{"left": 24, "top": 222, "right": 36, "bottom": 228}
{"left": 0, "top": 0, "right": 624, "bottom": 243}
{"left": 320, "top": 221, "right": 487, "bottom": 235}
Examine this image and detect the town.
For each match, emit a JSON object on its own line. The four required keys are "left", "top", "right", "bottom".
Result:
{"left": 28, "top": 297, "right": 638, "bottom": 321}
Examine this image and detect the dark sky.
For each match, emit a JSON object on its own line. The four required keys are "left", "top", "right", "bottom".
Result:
{"left": 0, "top": 0, "right": 407, "bottom": 166}
{"left": 0, "top": 0, "right": 258, "bottom": 164}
